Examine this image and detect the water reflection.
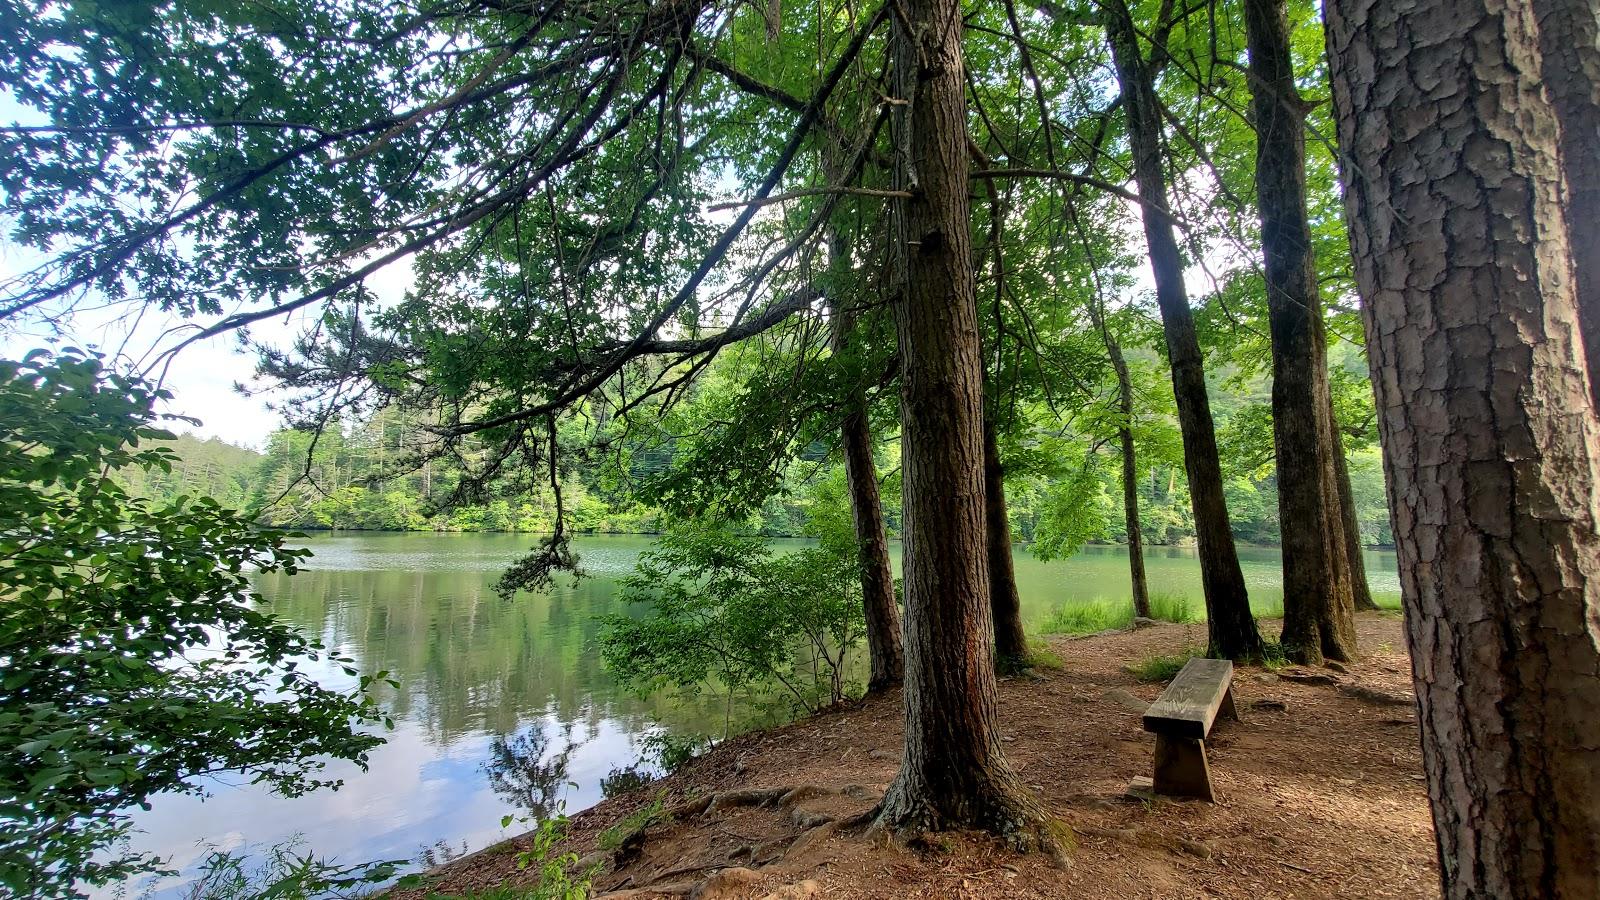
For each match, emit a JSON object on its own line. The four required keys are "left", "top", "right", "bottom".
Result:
{"left": 110, "top": 533, "right": 1400, "bottom": 898}
{"left": 483, "top": 723, "right": 576, "bottom": 819}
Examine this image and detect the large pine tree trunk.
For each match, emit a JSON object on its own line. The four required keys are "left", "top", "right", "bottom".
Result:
{"left": 1091, "top": 301, "right": 1151, "bottom": 618}
{"left": 1531, "top": 0, "right": 1600, "bottom": 405}
{"left": 984, "top": 416, "right": 1030, "bottom": 671}
{"left": 1104, "top": 0, "right": 1262, "bottom": 659}
{"left": 871, "top": 0, "right": 1053, "bottom": 848}
{"left": 1244, "top": 0, "right": 1357, "bottom": 664}
{"left": 1326, "top": 0, "right": 1600, "bottom": 894}
{"left": 1328, "top": 405, "right": 1379, "bottom": 611}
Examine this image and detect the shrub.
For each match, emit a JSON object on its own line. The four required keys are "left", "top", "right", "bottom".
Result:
{"left": 641, "top": 731, "right": 707, "bottom": 774}
{"left": 0, "top": 351, "right": 388, "bottom": 897}
{"left": 598, "top": 522, "right": 865, "bottom": 715}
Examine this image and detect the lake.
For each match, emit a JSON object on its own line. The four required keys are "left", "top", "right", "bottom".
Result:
{"left": 115, "top": 533, "right": 1400, "bottom": 896}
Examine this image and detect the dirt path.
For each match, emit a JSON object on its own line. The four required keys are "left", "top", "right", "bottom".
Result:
{"left": 402, "top": 613, "right": 1439, "bottom": 899}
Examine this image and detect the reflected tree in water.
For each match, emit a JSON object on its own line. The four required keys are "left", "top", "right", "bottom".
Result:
{"left": 482, "top": 724, "right": 577, "bottom": 819}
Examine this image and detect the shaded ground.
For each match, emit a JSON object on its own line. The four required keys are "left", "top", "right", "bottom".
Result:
{"left": 399, "top": 613, "right": 1438, "bottom": 899}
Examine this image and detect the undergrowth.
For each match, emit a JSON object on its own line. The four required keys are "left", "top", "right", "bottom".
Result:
{"left": 1038, "top": 591, "right": 1199, "bottom": 636}
{"left": 1126, "top": 648, "right": 1207, "bottom": 683}
{"left": 597, "top": 792, "right": 670, "bottom": 852}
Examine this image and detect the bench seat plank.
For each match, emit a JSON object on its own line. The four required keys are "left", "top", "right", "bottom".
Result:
{"left": 1142, "top": 658, "right": 1235, "bottom": 740}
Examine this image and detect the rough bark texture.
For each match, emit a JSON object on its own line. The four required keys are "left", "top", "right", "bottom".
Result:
{"left": 984, "top": 417, "right": 1030, "bottom": 670}
{"left": 1532, "top": 0, "right": 1600, "bottom": 406}
{"left": 872, "top": 0, "right": 1052, "bottom": 847}
{"left": 1329, "top": 407, "right": 1380, "bottom": 611}
{"left": 1244, "top": 0, "right": 1357, "bottom": 664}
{"left": 1326, "top": 0, "right": 1600, "bottom": 895}
{"left": 1105, "top": 0, "right": 1262, "bottom": 660}
{"left": 1091, "top": 300, "right": 1151, "bottom": 619}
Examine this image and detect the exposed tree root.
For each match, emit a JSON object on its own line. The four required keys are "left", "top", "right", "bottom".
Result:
{"left": 850, "top": 774, "right": 1074, "bottom": 868}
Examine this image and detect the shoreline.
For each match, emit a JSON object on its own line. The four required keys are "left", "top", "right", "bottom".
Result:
{"left": 395, "top": 612, "right": 1434, "bottom": 899}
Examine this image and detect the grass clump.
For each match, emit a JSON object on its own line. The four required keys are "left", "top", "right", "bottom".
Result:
{"left": 1039, "top": 599, "right": 1135, "bottom": 635}
{"left": 597, "top": 792, "right": 670, "bottom": 852}
{"left": 1038, "top": 591, "right": 1203, "bottom": 637}
{"left": 1024, "top": 641, "right": 1065, "bottom": 671}
{"left": 1256, "top": 640, "right": 1289, "bottom": 670}
{"left": 1126, "top": 648, "right": 1206, "bottom": 683}
{"left": 1147, "top": 592, "right": 1199, "bottom": 623}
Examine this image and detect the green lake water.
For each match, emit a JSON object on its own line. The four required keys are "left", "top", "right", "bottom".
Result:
{"left": 117, "top": 533, "right": 1400, "bottom": 896}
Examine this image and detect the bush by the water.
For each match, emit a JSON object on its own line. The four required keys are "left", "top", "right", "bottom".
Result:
{"left": 0, "top": 351, "right": 388, "bottom": 898}
{"left": 598, "top": 522, "right": 866, "bottom": 716}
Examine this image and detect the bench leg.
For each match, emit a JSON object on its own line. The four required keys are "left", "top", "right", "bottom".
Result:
{"left": 1153, "top": 735, "right": 1215, "bottom": 802}
{"left": 1218, "top": 685, "right": 1239, "bottom": 722}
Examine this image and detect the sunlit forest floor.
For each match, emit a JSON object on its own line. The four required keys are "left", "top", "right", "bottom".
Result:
{"left": 399, "top": 613, "right": 1436, "bottom": 899}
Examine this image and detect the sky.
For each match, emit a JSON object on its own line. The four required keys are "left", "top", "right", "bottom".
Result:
{"left": 0, "top": 238, "right": 418, "bottom": 450}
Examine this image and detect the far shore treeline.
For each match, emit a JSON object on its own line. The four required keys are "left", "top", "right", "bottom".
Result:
{"left": 137, "top": 379, "right": 1394, "bottom": 549}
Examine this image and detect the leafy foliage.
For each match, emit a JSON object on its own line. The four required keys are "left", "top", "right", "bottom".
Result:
{"left": 599, "top": 521, "right": 865, "bottom": 716}
{"left": 0, "top": 350, "right": 387, "bottom": 898}
{"left": 177, "top": 838, "right": 403, "bottom": 900}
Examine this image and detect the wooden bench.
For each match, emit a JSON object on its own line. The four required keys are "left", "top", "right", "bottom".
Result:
{"left": 1130, "top": 657, "right": 1238, "bottom": 802}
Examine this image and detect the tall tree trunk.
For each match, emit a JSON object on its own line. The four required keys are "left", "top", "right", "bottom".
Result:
{"left": 1531, "top": 0, "right": 1600, "bottom": 405}
{"left": 1328, "top": 404, "right": 1379, "bottom": 611}
{"left": 827, "top": 215, "right": 903, "bottom": 694}
{"left": 1244, "top": 0, "right": 1357, "bottom": 664}
{"left": 839, "top": 376, "right": 904, "bottom": 692}
{"left": 1326, "top": 0, "right": 1600, "bottom": 895}
{"left": 1090, "top": 301, "right": 1151, "bottom": 618}
{"left": 871, "top": 0, "right": 1053, "bottom": 848}
{"left": 1104, "top": 0, "right": 1262, "bottom": 660}
{"left": 984, "top": 416, "right": 1029, "bottom": 671}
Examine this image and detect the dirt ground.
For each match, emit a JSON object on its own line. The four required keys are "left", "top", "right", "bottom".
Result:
{"left": 401, "top": 613, "right": 1440, "bottom": 899}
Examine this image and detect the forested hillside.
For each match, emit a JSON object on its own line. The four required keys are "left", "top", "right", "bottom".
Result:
{"left": 150, "top": 356, "right": 1394, "bottom": 548}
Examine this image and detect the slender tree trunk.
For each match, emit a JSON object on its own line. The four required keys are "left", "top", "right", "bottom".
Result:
{"left": 1091, "top": 301, "right": 1151, "bottom": 618}
{"left": 1532, "top": 0, "right": 1600, "bottom": 406}
{"left": 871, "top": 0, "right": 1053, "bottom": 848}
{"left": 1328, "top": 406, "right": 1379, "bottom": 611}
{"left": 1104, "top": 0, "right": 1262, "bottom": 660}
{"left": 840, "top": 378, "right": 905, "bottom": 691}
{"left": 1244, "top": 0, "right": 1356, "bottom": 664}
{"left": 827, "top": 222, "right": 903, "bottom": 694}
{"left": 1326, "top": 0, "right": 1600, "bottom": 894}
{"left": 984, "top": 416, "right": 1030, "bottom": 671}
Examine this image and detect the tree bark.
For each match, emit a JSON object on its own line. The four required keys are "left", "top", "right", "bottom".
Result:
{"left": 839, "top": 382, "right": 904, "bottom": 692}
{"left": 826, "top": 205, "right": 903, "bottom": 694}
{"left": 984, "top": 416, "right": 1030, "bottom": 671}
{"left": 1326, "top": 0, "right": 1600, "bottom": 895}
{"left": 1531, "top": 0, "right": 1600, "bottom": 407}
{"left": 1104, "top": 0, "right": 1263, "bottom": 660}
{"left": 1328, "top": 405, "right": 1379, "bottom": 611}
{"left": 1244, "top": 0, "right": 1357, "bottom": 664}
{"left": 871, "top": 0, "right": 1053, "bottom": 849}
{"left": 1090, "top": 299, "right": 1151, "bottom": 618}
